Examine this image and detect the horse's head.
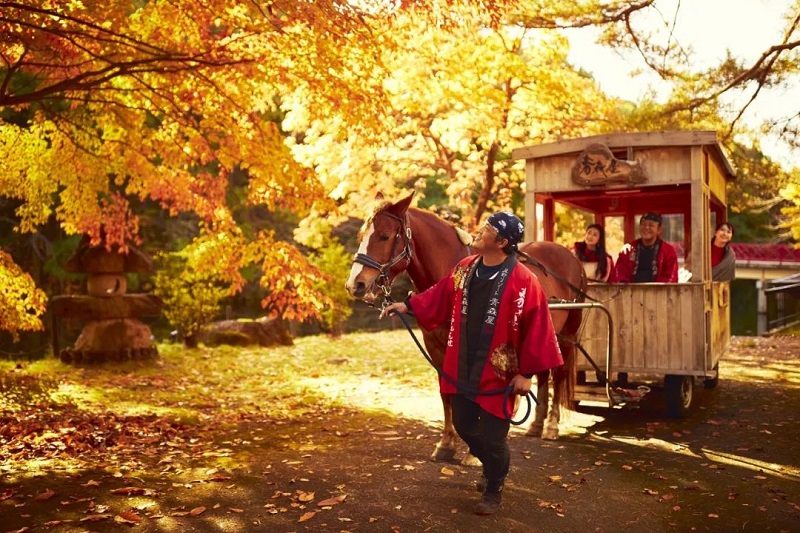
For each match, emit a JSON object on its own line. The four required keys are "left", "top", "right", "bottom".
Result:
{"left": 345, "top": 193, "right": 414, "bottom": 303}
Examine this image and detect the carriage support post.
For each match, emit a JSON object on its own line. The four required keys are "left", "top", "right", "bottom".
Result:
{"left": 547, "top": 301, "right": 615, "bottom": 405}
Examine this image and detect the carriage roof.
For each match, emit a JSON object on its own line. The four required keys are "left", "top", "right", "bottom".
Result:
{"left": 512, "top": 130, "right": 736, "bottom": 190}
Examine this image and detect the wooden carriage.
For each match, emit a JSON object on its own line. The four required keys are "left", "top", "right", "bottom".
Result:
{"left": 512, "top": 131, "right": 735, "bottom": 416}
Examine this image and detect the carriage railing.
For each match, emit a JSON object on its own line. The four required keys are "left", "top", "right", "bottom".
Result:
{"left": 547, "top": 301, "right": 616, "bottom": 406}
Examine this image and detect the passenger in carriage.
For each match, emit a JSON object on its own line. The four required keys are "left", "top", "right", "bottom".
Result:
{"left": 573, "top": 223, "right": 614, "bottom": 282}
{"left": 711, "top": 221, "right": 736, "bottom": 281}
{"left": 379, "top": 211, "right": 563, "bottom": 516}
{"left": 612, "top": 211, "right": 678, "bottom": 283}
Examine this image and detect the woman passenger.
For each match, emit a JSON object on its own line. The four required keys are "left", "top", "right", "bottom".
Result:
{"left": 711, "top": 221, "right": 736, "bottom": 281}
{"left": 573, "top": 223, "right": 614, "bottom": 282}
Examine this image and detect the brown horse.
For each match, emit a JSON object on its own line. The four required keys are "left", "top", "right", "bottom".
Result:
{"left": 345, "top": 193, "right": 586, "bottom": 464}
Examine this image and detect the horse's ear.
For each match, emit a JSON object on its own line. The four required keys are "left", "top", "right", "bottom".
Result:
{"left": 393, "top": 192, "right": 414, "bottom": 214}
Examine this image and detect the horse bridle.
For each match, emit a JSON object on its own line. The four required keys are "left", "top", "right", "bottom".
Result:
{"left": 352, "top": 212, "right": 413, "bottom": 305}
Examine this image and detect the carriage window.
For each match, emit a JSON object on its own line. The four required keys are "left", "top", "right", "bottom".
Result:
{"left": 552, "top": 204, "right": 594, "bottom": 248}
{"left": 604, "top": 216, "right": 625, "bottom": 261}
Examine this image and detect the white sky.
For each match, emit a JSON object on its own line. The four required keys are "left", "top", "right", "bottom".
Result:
{"left": 565, "top": 0, "right": 798, "bottom": 168}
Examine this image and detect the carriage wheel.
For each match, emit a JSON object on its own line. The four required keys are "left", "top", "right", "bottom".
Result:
{"left": 703, "top": 363, "right": 719, "bottom": 389}
{"left": 664, "top": 374, "right": 694, "bottom": 418}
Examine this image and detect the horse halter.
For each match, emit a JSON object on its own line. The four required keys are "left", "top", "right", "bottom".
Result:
{"left": 353, "top": 211, "right": 413, "bottom": 302}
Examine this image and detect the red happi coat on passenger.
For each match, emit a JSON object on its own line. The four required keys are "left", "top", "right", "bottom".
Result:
{"left": 613, "top": 238, "right": 678, "bottom": 283}
{"left": 408, "top": 255, "right": 564, "bottom": 419}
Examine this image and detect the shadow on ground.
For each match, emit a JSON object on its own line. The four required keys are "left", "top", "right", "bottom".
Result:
{"left": 2, "top": 336, "right": 799, "bottom": 532}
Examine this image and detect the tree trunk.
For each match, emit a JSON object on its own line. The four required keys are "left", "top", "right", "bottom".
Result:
{"left": 184, "top": 334, "right": 198, "bottom": 348}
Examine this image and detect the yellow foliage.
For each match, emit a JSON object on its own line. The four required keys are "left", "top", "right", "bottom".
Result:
{"left": 287, "top": 5, "right": 621, "bottom": 226}
{"left": 0, "top": 251, "right": 47, "bottom": 341}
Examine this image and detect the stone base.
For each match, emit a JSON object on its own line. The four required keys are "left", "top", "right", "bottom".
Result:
{"left": 74, "top": 318, "right": 153, "bottom": 352}
{"left": 61, "top": 318, "right": 158, "bottom": 364}
{"left": 60, "top": 346, "right": 159, "bottom": 364}
{"left": 200, "top": 317, "right": 293, "bottom": 347}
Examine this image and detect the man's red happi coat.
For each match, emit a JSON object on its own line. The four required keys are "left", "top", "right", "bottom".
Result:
{"left": 409, "top": 256, "right": 564, "bottom": 419}
{"left": 613, "top": 238, "right": 679, "bottom": 283}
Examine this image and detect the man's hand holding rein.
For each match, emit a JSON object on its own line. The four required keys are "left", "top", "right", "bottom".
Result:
{"left": 379, "top": 302, "right": 408, "bottom": 320}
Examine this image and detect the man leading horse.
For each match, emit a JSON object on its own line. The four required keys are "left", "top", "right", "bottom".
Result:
{"left": 379, "top": 211, "right": 563, "bottom": 516}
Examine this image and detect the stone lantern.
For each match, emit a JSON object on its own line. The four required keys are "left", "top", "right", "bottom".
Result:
{"left": 50, "top": 236, "right": 163, "bottom": 363}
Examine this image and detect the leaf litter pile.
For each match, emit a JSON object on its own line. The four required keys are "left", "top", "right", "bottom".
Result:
{"left": 1, "top": 331, "right": 800, "bottom": 532}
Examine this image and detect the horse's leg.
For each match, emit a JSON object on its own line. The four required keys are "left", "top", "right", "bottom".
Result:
{"left": 431, "top": 393, "right": 458, "bottom": 462}
{"left": 541, "top": 338, "right": 577, "bottom": 440}
{"left": 429, "top": 393, "right": 481, "bottom": 466}
{"left": 542, "top": 366, "right": 564, "bottom": 440}
{"left": 525, "top": 370, "right": 550, "bottom": 437}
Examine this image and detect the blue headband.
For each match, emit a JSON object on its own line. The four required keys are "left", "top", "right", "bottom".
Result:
{"left": 487, "top": 211, "right": 524, "bottom": 246}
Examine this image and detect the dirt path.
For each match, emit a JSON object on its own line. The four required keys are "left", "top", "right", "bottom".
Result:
{"left": 2, "top": 336, "right": 799, "bottom": 532}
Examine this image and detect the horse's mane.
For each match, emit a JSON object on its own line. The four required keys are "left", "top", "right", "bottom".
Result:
{"left": 366, "top": 197, "right": 473, "bottom": 247}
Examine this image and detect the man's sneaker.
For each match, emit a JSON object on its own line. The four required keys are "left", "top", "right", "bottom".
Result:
{"left": 473, "top": 490, "right": 502, "bottom": 515}
{"left": 475, "top": 475, "right": 487, "bottom": 493}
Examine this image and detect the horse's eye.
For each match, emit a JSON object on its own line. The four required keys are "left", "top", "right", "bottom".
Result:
{"left": 379, "top": 233, "right": 391, "bottom": 241}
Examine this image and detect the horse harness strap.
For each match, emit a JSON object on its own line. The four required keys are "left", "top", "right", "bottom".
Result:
{"left": 519, "top": 250, "right": 597, "bottom": 303}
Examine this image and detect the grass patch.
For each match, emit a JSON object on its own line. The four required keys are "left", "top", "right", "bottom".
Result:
{"left": 0, "top": 328, "right": 434, "bottom": 423}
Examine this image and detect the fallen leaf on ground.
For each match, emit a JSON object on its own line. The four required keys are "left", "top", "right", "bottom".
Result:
{"left": 110, "top": 487, "right": 148, "bottom": 496}
{"left": 119, "top": 511, "right": 141, "bottom": 522}
{"left": 114, "top": 515, "right": 139, "bottom": 525}
{"left": 318, "top": 494, "right": 347, "bottom": 507}
{"left": 297, "top": 491, "right": 315, "bottom": 502}
{"left": 298, "top": 511, "right": 317, "bottom": 522}
{"left": 80, "top": 515, "right": 111, "bottom": 523}
{"left": 35, "top": 489, "right": 56, "bottom": 501}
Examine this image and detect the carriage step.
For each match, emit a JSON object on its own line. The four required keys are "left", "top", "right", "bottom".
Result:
{"left": 574, "top": 384, "right": 652, "bottom": 407}
{"left": 574, "top": 385, "right": 613, "bottom": 406}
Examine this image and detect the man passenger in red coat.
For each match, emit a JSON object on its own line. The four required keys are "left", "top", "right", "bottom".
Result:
{"left": 612, "top": 211, "right": 678, "bottom": 283}
{"left": 380, "top": 211, "right": 563, "bottom": 516}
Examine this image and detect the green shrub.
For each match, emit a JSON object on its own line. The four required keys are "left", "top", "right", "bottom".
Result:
{"left": 153, "top": 252, "right": 229, "bottom": 347}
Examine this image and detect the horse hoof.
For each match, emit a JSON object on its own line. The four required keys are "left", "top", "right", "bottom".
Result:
{"left": 460, "top": 454, "right": 482, "bottom": 467}
{"left": 431, "top": 446, "right": 457, "bottom": 462}
{"left": 525, "top": 425, "right": 544, "bottom": 438}
{"left": 541, "top": 428, "right": 560, "bottom": 440}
